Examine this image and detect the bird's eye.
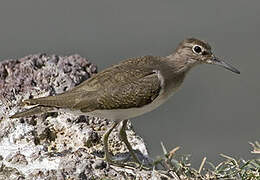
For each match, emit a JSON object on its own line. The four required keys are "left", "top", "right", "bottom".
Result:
{"left": 193, "top": 45, "right": 202, "bottom": 54}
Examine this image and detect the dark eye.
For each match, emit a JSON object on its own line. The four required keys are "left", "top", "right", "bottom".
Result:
{"left": 193, "top": 45, "right": 202, "bottom": 54}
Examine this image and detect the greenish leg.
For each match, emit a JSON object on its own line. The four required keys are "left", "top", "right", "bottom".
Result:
{"left": 103, "top": 122, "right": 118, "bottom": 164}
{"left": 119, "top": 119, "right": 142, "bottom": 166}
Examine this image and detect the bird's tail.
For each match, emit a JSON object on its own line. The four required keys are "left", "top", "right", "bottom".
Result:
{"left": 10, "top": 106, "right": 54, "bottom": 119}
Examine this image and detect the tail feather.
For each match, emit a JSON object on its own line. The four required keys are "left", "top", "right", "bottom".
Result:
{"left": 21, "top": 91, "right": 83, "bottom": 108}
{"left": 10, "top": 106, "right": 54, "bottom": 119}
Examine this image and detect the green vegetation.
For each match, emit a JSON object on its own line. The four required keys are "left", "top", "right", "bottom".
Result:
{"left": 153, "top": 141, "right": 260, "bottom": 180}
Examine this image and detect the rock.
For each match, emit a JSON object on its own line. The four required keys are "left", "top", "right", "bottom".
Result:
{"left": 0, "top": 54, "right": 173, "bottom": 179}
{"left": 5, "top": 152, "right": 28, "bottom": 166}
{"left": 92, "top": 159, "right": 107, "bottom": 170}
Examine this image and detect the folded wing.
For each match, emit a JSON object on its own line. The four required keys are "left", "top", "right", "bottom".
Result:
{"left": 12, "top": 56, "right": 163, "bottom": 117}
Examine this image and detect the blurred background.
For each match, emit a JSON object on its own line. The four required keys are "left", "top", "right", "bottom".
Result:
{"left": 0, "top": 0, "right": 259, "bottom": 167}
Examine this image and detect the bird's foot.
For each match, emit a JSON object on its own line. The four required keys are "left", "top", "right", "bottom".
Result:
{"left": 102, "top": 120, "right": 152, "bottom": 170}
{"left": 103, "top": 150, "right": 152, "bottom": 170}
{"left": 103, "top": 152, "right": 126, "bottom": 168}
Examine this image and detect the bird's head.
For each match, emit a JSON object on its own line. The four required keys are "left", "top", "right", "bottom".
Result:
{"left": 172, "top": 38, "right": 240, "bottom": 74}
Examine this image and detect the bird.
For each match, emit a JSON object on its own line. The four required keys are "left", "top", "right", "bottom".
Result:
{"left": 10, "top": 38, "right": 240, "bottom": 167}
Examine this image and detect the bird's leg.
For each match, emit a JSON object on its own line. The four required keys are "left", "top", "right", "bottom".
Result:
{"left": 119, "top": 119, "right": 142, "bottom": 166}
{"left": 103, "top": 120, "right": 145, "bottom": 168}
{"left": 103, "top": 121, "right": 118, "bottom": 164}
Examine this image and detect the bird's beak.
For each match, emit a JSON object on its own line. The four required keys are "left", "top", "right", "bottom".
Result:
{"left": 207, "top": 56, "right": 240, "bottom": 74}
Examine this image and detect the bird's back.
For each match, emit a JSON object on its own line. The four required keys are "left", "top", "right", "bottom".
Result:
{"left": 12, "top": 56, "right": 173, "bottom": 118}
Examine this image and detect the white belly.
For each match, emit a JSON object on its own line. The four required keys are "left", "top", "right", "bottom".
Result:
{"left": 85, "top": 87, "right": 179, "bottom": 122}
{"left": 63, "top": 70, "right": 183, "bottom": 122}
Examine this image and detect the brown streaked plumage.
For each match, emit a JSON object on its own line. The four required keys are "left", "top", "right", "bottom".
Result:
{"left": 10, "top": 38, "right": 240, "bottom": 167}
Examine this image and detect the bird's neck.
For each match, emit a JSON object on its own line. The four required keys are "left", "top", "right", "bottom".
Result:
{"left": 166, "top": 53, "right": 195, "bottom": 74}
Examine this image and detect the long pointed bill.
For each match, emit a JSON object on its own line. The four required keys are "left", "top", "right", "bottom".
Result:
{"left": 208, "top": 56, "right": 240, "bottom": 74}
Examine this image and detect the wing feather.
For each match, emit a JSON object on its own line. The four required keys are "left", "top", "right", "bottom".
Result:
{"left": 78, "top": 72, "right": 162, "bottom": 112}
{"left": 22, "top": 56, "right": 162, "bottom": 112}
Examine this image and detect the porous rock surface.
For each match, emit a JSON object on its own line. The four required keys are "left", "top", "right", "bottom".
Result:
{"left": 0, "top": 54, "right": 168, "bottom": 179}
